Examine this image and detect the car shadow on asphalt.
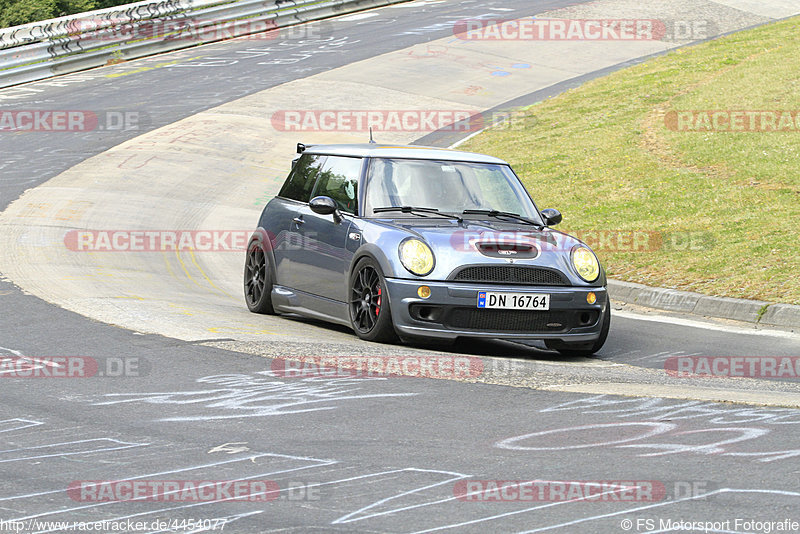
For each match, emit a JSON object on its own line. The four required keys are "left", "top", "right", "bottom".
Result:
{"left": 277, "top": 312, "right": 586, "bottom": 363}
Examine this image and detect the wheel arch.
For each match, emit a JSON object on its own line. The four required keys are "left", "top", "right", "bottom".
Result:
{"left": 247, "top": 227, "right": 278, "bottom": 281}
{"left": 349, "top": 243, "right": 399, "bottom": 280}
{"left": 346, "top": 247, "right": 399, "bottom": 343}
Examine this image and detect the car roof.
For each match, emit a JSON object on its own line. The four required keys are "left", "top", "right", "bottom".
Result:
{"left": 300, "top": 143, "right": 509, "bottom": 165}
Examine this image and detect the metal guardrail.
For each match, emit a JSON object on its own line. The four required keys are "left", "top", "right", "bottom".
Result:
{"left": 0, "top": 0, "right": 409, "bottom": 89}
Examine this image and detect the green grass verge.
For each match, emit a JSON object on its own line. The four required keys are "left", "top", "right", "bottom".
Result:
{"left": 461, "top": 16, "right": 800, "bottom": 305}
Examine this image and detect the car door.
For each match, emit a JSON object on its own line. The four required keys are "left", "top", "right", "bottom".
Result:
{"left": 271, "top": 153, "right": 326, "bottom": 289}
{"left": 283, "top": 155, "right": 363, "bottom": 302}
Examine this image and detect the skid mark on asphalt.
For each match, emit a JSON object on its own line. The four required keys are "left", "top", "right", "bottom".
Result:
{"left": 163, "top": 253, "right": 195, "bottom": 293}
{"left": 186, "top": 249, "right": 234, "bottom": 299}
{"left": 173, "top": 250, "right": 213, "bottom": 295}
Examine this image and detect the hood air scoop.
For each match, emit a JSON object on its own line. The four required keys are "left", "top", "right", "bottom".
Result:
{"left": 476, "top": 242, "right": 539, "bottom": 259}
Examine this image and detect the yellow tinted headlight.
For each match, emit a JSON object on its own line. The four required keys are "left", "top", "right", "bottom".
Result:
{"left": 572, "top": 246, "right": 600, "bottom": 282}
{"left": 399, "top": 239, "right": 435, "bottom": 276}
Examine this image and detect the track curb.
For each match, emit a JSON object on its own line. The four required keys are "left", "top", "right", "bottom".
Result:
{"left": 608, "top": 279, "right": 800, "bottom": 330}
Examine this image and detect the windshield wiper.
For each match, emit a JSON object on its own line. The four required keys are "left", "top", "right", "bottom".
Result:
{"left": 462, "top": 209, "right": 542, "bottom": 227}
{"left": 374, "top": 206, "right": 463, "bottom": 222}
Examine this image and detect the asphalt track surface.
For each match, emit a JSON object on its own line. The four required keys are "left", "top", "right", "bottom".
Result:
{"left": 2, "top": 0, "right": 800, "bottom": 532}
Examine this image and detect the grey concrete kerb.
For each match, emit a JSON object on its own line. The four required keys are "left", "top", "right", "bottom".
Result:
{"left": 608, "top": 279, "right": 800, "bottom": 330}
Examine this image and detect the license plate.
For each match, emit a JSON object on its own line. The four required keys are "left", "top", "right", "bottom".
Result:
{"left": 477, "top": 292, "right": 550, "bottom": 311}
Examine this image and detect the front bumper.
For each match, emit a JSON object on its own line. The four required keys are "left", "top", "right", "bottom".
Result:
{"left": 384, "top": 278, "right": 607, "bottom": 341}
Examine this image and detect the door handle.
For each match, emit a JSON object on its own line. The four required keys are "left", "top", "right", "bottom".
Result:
{"left": 292, "top": 216, "right": 304, "bottom": 225}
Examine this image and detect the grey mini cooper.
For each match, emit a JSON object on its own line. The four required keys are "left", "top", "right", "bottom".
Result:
{"left": 244, "top": 143, "right": 609, "bottom": 356}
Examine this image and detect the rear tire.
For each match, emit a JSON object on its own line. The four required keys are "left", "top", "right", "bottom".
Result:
{"left": 545, "top": 299, "right": 610, "bottom": 357}
{"left": 348, "top": 257, "right": 398, "bottom": 343}
{"left": 244, "top": 240, "right": 275, "bottom": 315}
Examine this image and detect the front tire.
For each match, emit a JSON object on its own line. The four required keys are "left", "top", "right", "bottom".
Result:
{"left": 244, "top": 240, "right": 275, "bottom": 315}
{"left": 348, "top": 257, "right": 397, "bottom": 343}
{"left": 545, "top": 298, "right": 610, "bottom": 357}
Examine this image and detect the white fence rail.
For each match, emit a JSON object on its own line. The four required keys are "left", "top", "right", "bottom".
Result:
{"left": 0, "top": 0, "right": 408, "bottom": 88}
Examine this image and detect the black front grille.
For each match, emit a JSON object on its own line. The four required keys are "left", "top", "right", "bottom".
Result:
{"left": 452, "top": 266, "right": 568, "bottom": 286}
{"left": 444, "top": 309, "right": 572, "bottom": 332}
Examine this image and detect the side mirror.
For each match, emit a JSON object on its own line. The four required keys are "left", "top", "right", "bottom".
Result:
{"left": 309, "top": 196, "right": 341, "bottom": 221}
{"left": 540, "top": 208, "right": 562, "bottom": 226}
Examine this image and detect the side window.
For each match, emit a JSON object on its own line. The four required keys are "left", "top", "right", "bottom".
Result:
{"left": 311, "top": 156, "right": 362, "bottom": 214}
{"left": 278, "top": 154, "right": 326, "bottom": 202}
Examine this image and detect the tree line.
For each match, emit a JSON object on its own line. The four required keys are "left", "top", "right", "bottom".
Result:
{"left": 1, "top": 0, "right": 132, "bottom": 28}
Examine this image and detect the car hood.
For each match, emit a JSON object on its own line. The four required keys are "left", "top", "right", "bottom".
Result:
{"left": 365, "top": 216, "right": 597, "bottom": 285}
{"left": 374, "top": 217, "right": 582, "bottom": 251}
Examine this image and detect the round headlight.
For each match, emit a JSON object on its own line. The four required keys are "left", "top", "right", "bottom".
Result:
{"left": 571, "top": 246, "right": 600, "bottom": 282}
{"left": 399, "top": 239, "right": 435, "bottom": 276}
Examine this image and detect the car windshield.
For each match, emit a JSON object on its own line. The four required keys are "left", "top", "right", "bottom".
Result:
{"left": 364, "top": 158, "right": 543, "bottom": 223}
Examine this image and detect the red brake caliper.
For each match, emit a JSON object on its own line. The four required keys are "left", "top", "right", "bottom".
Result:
{"left": 375, "top": 287, "right": 382, "bottom": 317}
